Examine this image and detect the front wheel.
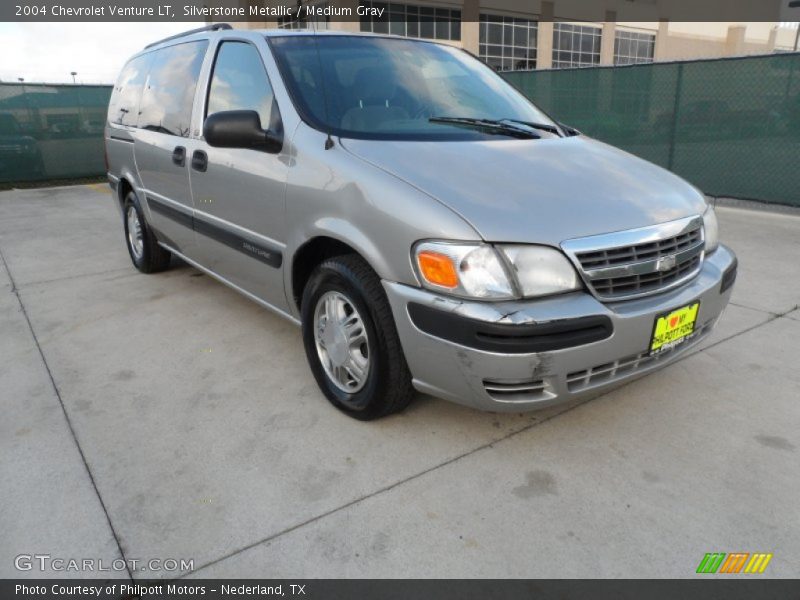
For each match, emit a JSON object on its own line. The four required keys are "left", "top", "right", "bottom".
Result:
{"left": 301, "top": 254, "right": 414, "bottom": 420}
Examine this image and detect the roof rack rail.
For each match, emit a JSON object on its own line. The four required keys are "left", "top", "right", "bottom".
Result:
{"left": 144, "top": 23, "right": 232, "bottom": 49}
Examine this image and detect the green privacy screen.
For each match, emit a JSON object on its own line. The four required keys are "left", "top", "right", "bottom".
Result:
{"left": 0, "top": 83, "right": 111, "bottom": 184}
{"left": 2, "top": 54, "right": 799, "bottom": 206}
{"left": 504, "top": 53, "right": 800, "bottom": 206}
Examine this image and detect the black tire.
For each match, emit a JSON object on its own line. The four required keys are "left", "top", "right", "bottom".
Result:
{"left": 301, "top": 254, "right": 414, "bottom": 420}
{"left": 122, "top": 191, "right": 171, "bottom": 273}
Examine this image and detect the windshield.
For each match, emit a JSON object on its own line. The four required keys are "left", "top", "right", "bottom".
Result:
{"left": 268, "top": 35, "right": 557, "bottom": 141}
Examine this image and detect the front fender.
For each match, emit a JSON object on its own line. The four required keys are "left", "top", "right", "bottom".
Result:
{"left": 283, "top": 124, "right": 480, "bottom": 317}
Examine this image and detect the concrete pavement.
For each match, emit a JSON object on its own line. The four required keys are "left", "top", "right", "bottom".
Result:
{"left": 1, "top": 185, "right": 798, "bottom": 579}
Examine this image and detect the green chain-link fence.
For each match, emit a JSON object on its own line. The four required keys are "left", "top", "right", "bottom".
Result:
{"left": 2, "top": 55, "right": 799, "bottom": 205}
{"left": 504, "top": 52, "right": 800, "bottom": 206}
{"left": 0, "top": 83, "right": 112, "bottom": 184}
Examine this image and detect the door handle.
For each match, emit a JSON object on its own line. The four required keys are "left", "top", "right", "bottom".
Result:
{"left": 172, "top": 146, "right": 186, "bottom": 167}
{"left": 191, "top": 150, "right": 208, "bottom": 172}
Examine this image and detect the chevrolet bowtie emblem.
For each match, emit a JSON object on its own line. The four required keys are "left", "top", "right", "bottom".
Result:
{"left": 656, "top": 254, "right": 677, "bottom": 272}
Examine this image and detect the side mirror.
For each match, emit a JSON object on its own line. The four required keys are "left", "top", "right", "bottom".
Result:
{"left": 203, "top": 110, "right": 282, "bottom": 153}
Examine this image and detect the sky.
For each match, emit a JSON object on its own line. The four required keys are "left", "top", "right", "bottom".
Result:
{"left": 0, "top": 22, "right": 205, "bottom": 84}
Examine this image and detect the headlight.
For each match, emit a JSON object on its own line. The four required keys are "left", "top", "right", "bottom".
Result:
{"left": 703, "top": 205, "right": 719, "bottom": 254}
{"left": 414, "top": 242, "right": 514, "bottom": 299}
{"left": 413, "top": 241, "right": 581, "bottom": 300}
{"left": 499, "top": 245, "right": 582, "bottom": 297}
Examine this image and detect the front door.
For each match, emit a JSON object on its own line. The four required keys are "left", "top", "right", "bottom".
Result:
{"left": 189, "top": 40, "right": 288, "bottom": 311}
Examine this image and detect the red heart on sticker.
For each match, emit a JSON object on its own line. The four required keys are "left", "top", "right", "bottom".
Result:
{"left": 669, "top": 316, "right": 679, "bottom": 328}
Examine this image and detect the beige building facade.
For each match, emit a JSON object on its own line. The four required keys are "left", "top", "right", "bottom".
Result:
{"left": 226, "top": 0, "right": 799, "bottom": 70}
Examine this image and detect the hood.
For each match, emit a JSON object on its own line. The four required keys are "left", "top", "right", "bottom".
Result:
{"left": 341, "top": 135, "right": 707, "bottom": 245}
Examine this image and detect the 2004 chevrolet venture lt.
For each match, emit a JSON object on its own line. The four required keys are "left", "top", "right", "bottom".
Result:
{"left": 105, "top": 25, "right": 737, "bottom": 420}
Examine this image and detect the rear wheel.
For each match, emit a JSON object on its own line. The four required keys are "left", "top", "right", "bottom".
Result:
{"left": 122, "top": 191, "right": 171, "bottom": 273}
{"left": 301, "top": 254, "right": 414, "bottom": 420}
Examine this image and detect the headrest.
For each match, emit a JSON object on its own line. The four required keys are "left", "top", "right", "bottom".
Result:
{"left": 353, "top": 66, "right": 397, "bottom": 104}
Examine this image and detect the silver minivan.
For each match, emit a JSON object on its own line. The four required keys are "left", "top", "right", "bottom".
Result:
{"left": 106, "top": 26, "right": 737, "bottom": 420}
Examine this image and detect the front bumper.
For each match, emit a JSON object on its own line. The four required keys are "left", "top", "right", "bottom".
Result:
{"left": 383, "top": 244, "right": 737, "bottom": 412}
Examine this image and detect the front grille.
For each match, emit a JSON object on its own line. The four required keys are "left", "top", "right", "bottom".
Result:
{"left": 483, "top": 378, "right": 553, "bottom": 403}
{"left": 577, "top": 228, "right": 702, "bottom": 269}
{"left": 590, "top": 254, "right": 701, "bottom": 297}
{"left": 564, "top": 216, "right": 705, "bottom": 301}
{"left": 566, "top": 322, "right": 709, "bottom": 392}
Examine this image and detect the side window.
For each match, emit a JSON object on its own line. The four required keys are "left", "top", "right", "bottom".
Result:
{"left": 207, "top": 42, "right": 277, "bottom": 130}
{"left": 138, "top": 40, "right": 208, "bottom": 137}
{"left": 108, "top": 53, "right": 152, "bottom": 127}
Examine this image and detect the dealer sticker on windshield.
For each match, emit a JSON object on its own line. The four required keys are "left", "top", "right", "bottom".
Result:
{"left": 650, "top": 301, "right": 700, "bottom": 355}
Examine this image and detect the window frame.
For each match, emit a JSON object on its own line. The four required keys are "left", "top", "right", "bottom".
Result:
{"left": 479, "top": 13, "right": 539, "bottom": 72}
{"left": 203, "top": 39, "right": 283, "bottom": 135}
{"left": 551, "top": 22, "right": 602, "bottom": 69}
{"left": 359, "top": 1, "right": 462, "bottom": 42}
{"left": 277, "top": 0, "right": 330, "bottom": 30}
{"left": 613, "top": 28, "right": 656, "bottom": 66}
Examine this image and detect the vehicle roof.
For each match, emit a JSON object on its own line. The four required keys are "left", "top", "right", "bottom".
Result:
{"left": 144, "top": 27, "right": 430, "bottom": 50}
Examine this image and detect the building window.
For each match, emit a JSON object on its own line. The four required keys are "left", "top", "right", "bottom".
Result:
{"left": 359, "top": 2, "right": 461, "bottom": 41}
{"left": 278, "top": 2, "right": 329, "bottom": 30}
{"left": 775, "top": 21, "right": 799, "bottom": 52}
{"left": 479, "top": 14, "right": 538, "bottom": 72}
{"left": 552, "top": 22, "right": 601, "bottom": 69}
{"left": 277, "top": 16, "right": 329, "bottom": 30}
{"left": 614, "top": 29, "right": 655, "bottom": 65}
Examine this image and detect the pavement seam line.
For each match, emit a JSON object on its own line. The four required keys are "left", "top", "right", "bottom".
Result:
{"left": 682, "top": 304, "right": 797, "bottom": 359}
{"left": 0, "top": 245, "right": 134, "bottom": 582}
{"left": 728, "top": 301, "right": 777, "bottom": 315}
{"left": 19, "top": 266, "right": 134, "bottom": 289}
{"left": 185, "top": 300, "right": 793, "bottom": 578}
{"left": 728, "top": 301, "right": 797, "bottom": 318}
{"left": 182, "top": 399, "right": 591, "bottom": 578}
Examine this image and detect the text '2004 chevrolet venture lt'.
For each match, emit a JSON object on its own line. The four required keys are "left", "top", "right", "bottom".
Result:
{"left": 105, "top": 26, "right": 737, "bottom": 420}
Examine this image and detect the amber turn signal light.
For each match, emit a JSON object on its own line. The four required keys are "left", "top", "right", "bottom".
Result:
{"left": 417, "top": 251, "right": 459, "bottom": 288}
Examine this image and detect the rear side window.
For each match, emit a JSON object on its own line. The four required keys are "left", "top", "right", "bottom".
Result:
{"left": 138, "top": 40, "right": 208, "bottom": 137}
{"left": 108, "top": 53, "right": 152, "bottom": 127}
{"left": 206, "top": 41, "right": 277, "bottom": 130}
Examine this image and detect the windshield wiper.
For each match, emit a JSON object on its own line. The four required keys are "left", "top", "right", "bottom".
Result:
{"left": 500, "top": 119, "right": 563, "bottom": 136}
{"left": 428, "top": 117, "right": 541, "bottom": 139}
